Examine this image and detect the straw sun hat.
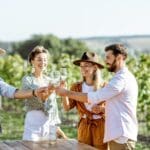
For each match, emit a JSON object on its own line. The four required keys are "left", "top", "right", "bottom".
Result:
{"left": 73, "top": 52, "right": 104, "bottom": 69}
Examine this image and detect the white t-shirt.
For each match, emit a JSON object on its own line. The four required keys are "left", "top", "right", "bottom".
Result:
{"left": 82, "top": 82, "right": 102, "bottom": 119}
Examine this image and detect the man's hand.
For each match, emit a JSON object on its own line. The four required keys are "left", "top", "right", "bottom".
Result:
{"left": 55, "top": 87, "right": 68, "bottom": 97}
{"left": 35, "top": 87, "right": 50, "bottom": 101}
{"left": 47, "top": 83, "right": 68, "bottom": 97}
{"left": 59, "top": 80, "right": 67, "bottom": 88}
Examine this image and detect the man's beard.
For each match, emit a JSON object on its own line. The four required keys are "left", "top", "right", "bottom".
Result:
{"left": 107, "top": 59, "right": 117, "bottom": 72}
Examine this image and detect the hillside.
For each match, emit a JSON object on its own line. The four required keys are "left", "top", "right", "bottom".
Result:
{"left": 81, "top": 35, "right": 150, "bottom": 55}
{"left": 0, "top": 35, "right": 150, "bottom": 55}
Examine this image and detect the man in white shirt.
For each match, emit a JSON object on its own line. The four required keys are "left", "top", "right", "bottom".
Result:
{"left": 55, "top": 44, "right": 138, "bottom": 150}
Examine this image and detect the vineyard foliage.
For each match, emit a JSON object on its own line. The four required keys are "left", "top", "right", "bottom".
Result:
{"left": 0, "top": 35, "right": 150, "bottom": 132}
{"left": 0, "top": 53, "right": 149, "bottom": 130}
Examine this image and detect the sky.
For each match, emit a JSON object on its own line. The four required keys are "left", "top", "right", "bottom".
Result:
{"left": 0, "top": 0, "right": 150, "bottom": 41}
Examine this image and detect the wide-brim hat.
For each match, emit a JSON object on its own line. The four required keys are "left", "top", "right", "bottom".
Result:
{"left": 73, "top": 52, "right": 104, "bottom": 69}
{"left": 0, "top": 48, "right": 6, "bottom": 55}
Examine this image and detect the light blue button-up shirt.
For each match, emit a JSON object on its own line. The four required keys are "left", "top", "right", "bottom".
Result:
{"left": 0, "top": 78, "right": 16, "bottom": 98}
{"left": 88, "top": 67, "right": 138, "bottom": 143}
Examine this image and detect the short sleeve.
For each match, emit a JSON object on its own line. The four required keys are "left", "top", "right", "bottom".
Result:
{"left": 21, "top": 75, "right": 32, "bottom": 90}
{"left": 0, "top": 80, "right": 17, "bottom": 98}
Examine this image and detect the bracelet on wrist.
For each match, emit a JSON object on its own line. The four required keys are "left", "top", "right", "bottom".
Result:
{"left": 32, "top": 89, "right": 37, "bottom": 97}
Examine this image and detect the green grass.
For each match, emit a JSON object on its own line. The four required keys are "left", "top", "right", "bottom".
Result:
{"left": 60, "top": 125, "right": 77, "bottom": 138}
{"left": 0, "top": 110, "right": 24, "bottom": 140}
{"left": 136, "top": 142, "right": 150, "bottom": 150}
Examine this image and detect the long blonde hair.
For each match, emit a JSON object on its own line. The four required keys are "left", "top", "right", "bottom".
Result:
{"left": 83, "top": 65, "right": 103, "bottom": 91}
{"left": 93, "top": 67, "right": 103, "bottom": 91}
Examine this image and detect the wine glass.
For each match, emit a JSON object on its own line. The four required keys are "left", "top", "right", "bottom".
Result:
{"left": 53, "top": 70, "right": 61, "bottom": 86}
{"left": 49, "top": 70, "right": 61, "bottom": 87}
{"left": 60, "top": 68, "right": 67, "bottom": 81}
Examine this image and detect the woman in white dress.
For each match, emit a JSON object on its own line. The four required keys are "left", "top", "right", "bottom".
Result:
{"left": 22, "top": 46, "right": 67, "bottom": 141}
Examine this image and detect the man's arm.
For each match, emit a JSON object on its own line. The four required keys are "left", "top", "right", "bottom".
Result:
{"left": 14, "top": 87, "right": 49, "bottom": 100}
{"left": 55, "top": 87, "right": 88, "bottom": 103}
{"left": 14, "top": 89, "right": 33, "bottom": 99}
{"left": 88, "top": 75, "right": 125, "bottom": 104}
{"left": 0, "top": 80, "right": 50, "bottom": 100}
{"left": 56, "top": 74, "right": 125, "bottom": 104}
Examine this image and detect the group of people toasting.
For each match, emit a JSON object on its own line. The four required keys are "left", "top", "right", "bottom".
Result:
{"left": 0, "top": 43, "right": 138, "bottom": 150}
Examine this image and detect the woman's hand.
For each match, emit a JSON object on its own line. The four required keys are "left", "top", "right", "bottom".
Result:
{"left": 59, "top": 80, "right": 67, "bottom": 89}
{"left": 48, "top": 84, "right": 55, "bottom": 94}
{"left": 91, "top": 104, "right": 105, "bottom": 114}
{"left": 57, "top": 126, "right": 68, "bottom": 140}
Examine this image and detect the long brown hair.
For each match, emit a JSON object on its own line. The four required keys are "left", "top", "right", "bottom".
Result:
{"left": 28, "top": 46, "right": 49, "bottom": 65}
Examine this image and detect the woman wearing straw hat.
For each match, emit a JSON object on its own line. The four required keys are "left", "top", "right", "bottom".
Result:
{"left": 61, "top": 52, "right": 108, "bottom": 149}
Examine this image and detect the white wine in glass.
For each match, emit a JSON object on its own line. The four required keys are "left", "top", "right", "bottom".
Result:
{"left": 60, "top": 68, "right": 67, "bottom": 81}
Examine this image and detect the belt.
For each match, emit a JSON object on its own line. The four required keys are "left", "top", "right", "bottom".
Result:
{"left": 81, "top": 117, "right": 98, "bottom": 127}
{"left": 82, "top": 114, "right": 102, "bottom": 120}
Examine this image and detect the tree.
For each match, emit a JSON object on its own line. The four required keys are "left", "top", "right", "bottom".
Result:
{"left": 127, "top": 54, "right": 150, "bottom": 131}
{"left": 12, "top": 34, "right": 89, "bottom": 63}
